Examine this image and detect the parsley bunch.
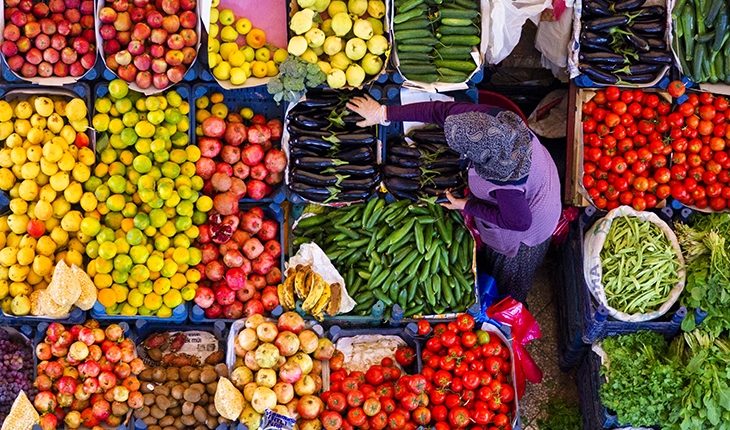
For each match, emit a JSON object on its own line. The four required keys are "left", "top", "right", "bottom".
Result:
{"left": 266, "top": 55, "right": 325, "bottom": 104}
{"left": 535, "top": 398, "right": 582, "bottom": 430}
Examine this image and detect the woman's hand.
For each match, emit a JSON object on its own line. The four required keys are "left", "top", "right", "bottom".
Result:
{"left": 441, "top": 189, "right": 469, "bottom": 211}
{"left": 346, "top": 94, "right": 387, "bottom": 127}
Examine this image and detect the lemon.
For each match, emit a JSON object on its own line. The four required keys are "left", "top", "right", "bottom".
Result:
{"left": 97, "top": 288, "right": 117, "bottom": 308}
{"left": 143, "top": 292, "right": 163, "bottom": 311}
{"left": 160, "top": 259, "right": 178, "bottom": 278}
{"left": 98, "top": 241, "right": 117, "bottom": 260}
{"left": 80, "top": 217, "right": 102, "bottom": 237}
{"left": 163, "top": 289, "right": 183, "bottom": 309}
{"left": 127, "top": 289, "right": 144, "bottom": 307}
{"left": 112, "top": 270, "right": 129, "bottom": 284}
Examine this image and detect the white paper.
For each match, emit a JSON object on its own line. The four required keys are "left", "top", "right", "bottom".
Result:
{"left": 399, "top": 87, "right": 454, "bottom": 134}
{"left": 335, "top": 335, "right": 406, "bottom": 373}
{"left": 285, "top": 242, "right": 357, "bottom": 314}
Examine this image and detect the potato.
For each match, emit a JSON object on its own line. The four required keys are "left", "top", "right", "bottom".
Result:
{"left": 200, "top": 369, "right": 217, "bottom": 384}
{"left": 144, "top": 393, "right": 156, "bottom": 406}
{"left": 206, "top": 403, "right": 218, "bottom": 417}
{"left": 152, "top": 367, "right": 167, "bottom": 383}
{"left": 139, "top": 369, "right": 154, "bottom": 381}
{"left": 141, "top": 382, "right": 156, "bottom": 394}
{"left": 163, "top": 426, "right": 177, "bottom": 430}
{"left": 165, "top": 380, "right": 178, "bottom": 389}
{"left": 135, "top": 406, "right": 151, "bottom": 419}
{"left": 168, "top": 406, "right": 182, "bottom": 417}
{"left": 171, "top": 385, "right": 185, "bottom": 400}
{"left": 169, "top": 398, "right": 179, "bottom": 409}
{"left": 200, "top": 393, "right": 209, "bottom": 405}
{"left": 148, "top": 426, "right": 162, "bottom": 430}
{"left": 187, "top": 369, "right": 201, "bottom": 383}
{"left": 179, "top": 366, "right": 194, "bottom": 381}
{"left": 182, "top": 402, "right": 195, "bottom": 416}
{"left": 183, "top": 387, "right": 202, "bottom": 403}
{"left": 206, "top": 416, "right": 218, "bottom": 429}
{"left": 206, "top": 381, "right": 217, "bottom": 396}
{"left": 148, "top": 348, "right": 163, "bottom": 361}
{"left": 173, "top": 417, "right": 185, "bottom": 429}
{"left": 194, "top": 405, "right": 208, "bottom": 423}
{"left": 150, "top": 405, "right": 166, "bottom": 419}
{"left": 159, "top": 415, "right": 175, "bottom": 427}
{"left": 155, "top": 395, "right": 171, "bottom": 411}
{"left": 190, "top": 383, "right": 205, "bottom": 393}
{"left": 166, "top": 367, "right": 180, "bottom": 381}
{"left": 180, "top": 414, "right": 196, "bottom": 426}
{"left": 142, "top": 415, "right": 158, "bottom": 425}
{"left": 154, "top": 385, "right": 171, "bottom": 397}
{"left": 214, "top": 363, "right": 228, "bottom": 378}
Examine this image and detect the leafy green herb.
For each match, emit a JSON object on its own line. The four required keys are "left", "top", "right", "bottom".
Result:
{"left": 535, "top": 398, "right": 582, "bottom": 430}
{"left": 266, "top": 55, "right": 325, "bottom": 104}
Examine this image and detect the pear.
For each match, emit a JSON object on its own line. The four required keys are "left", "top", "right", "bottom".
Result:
{"left": 361, "top": 52, "right": 383, "bottom": 75}
{"left": 297, "top": 0, "right": 316, "bottom": 7}
{"left": 345, "top": 38, "right": 367, "bottom": 61}
{"left": 367, "top": 34, "right": 388, "bottom": 56}
{"left": 312, "top": 0, "right": 331, "bottom": 12}
{"left": 290, "top": 9, "right": 315, "bottom": 35}
{"left": 331, "top": 12, "right": 352, "bottom": 37}
{"left": 323, "top": 36, "right": 344, "bottom": 56}
{"left": 347, "top": 0, "right": 367, "bottom": 16}
{"left": 367, "top": 0, "right": 385, "bottom": 18}
{"left": 327, "top": 69, "right": 347, "bottom": 88}
{"left": 352, "top": 19, "right": 373, "bottom": 40}
{"left": 330, "top": 52, "right": 351, "bottom": 70}
{"left": 288, "top": 36, "right": 309, "bottom": 56}
{"left": 346, "top": 64, "right": 366, "bottom": 86}
{"left": 327, "top": 0, "right": 348, "bottom": 17}
{"left": 305, "top": 28, "right": 326, "bottom": 48}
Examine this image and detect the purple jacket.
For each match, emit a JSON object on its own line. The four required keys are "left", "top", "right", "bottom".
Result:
{"left": 387, "top": 101, "right": 562, "bottom": 257}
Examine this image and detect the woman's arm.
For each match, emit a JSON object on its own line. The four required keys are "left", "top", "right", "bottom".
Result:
{"left": 386, "top": 101, "right": 501, "bottom": 126}
{"left": 462, "top": 189, "right": 532, "bottom": 231}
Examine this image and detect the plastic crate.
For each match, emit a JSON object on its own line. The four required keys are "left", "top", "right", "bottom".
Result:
{"left": 31, "top": 320, "right": 135, "bottom": 430}
{"left": 0, "top": 51, "right": 104, "bottom": 84}
{"left": 91, "top": 302, "right": 189, "bottom": 324}
{"left": 192, "top": 82, "right": 286, "bottom": 204}
{"left": 556, "top": 206, "right": 688, "bottom": 369}
{"left": 190, "top": 202, "right": 285, "bottom": 323}
{"left": 101, "top": 59, "right": 200, "bottom": 84}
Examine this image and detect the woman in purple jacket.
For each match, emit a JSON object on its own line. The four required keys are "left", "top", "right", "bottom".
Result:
{"left": 347, "top": 95, "right": 562, "bottom": 303}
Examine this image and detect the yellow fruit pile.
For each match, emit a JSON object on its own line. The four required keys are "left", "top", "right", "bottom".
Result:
{"left": 208, "top": 0, "right": 289, "bottom": 85}
{"left": 86, "top": 79, "right": 207, "bottom": 318}
{"left": 0, "top": 94, "right": 96, "bottom": 317}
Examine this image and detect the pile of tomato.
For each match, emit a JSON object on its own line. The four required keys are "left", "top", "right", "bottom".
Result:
{"left": 582, "top": 86, "right": 673, "bottom": 211}
{"left": 666, "top": 91, "right": 730, "bottom": 211}
{"left": 318, "top": 315, "right": 515, "bottom": 430}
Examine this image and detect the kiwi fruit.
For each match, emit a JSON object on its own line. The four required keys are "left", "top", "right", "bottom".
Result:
{"left": 199, "top": 369, "right": 217, "bottom": 384}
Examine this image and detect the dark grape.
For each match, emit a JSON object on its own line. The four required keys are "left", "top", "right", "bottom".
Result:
{"left": 0, "top": 328, "right": 35, "bottom": 427}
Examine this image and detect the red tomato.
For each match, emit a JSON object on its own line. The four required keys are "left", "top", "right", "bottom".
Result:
{"left": 708, "top": 183, "right": 723, "bottom": 198}
{"left": 672, "top": 184, "right": 690, "bottom": 202}
{"left": 594, "top": 196, "right": 607, "bottom": 209}
{"left": 381, "top": 397, "right": 396, "bottom": 413}
{"left": 654, "top": 167, "right": 671, "bottom": 184}
{"left": 605, "top": 113, "right": 620, "bottom": 128}
{"left": 370, "top": 411, "right": 388, "bottom": 429}
{"left": 620, "top": 90, "right": 634, "bottom": 104}
{"left": 408, "top": 375, "right": 427, "bottom": 394}
{"left": 627, "top": 102, "right": 642, "bottom": 117}
{"left": 678, "top": 102, "right": 695, "bottom": 117}
{"left": 347, "top": 408, "right": 367, "bottom": 427}
{"left": 667, "top": 80, "right": 686, "bottom": 98}
{"left": 598, "top": 156, "right": 613, "bottom": 171}
{"left": 700, "top": 92, "right": 715, "bottom": 105}
{"left": 593, "top": 90, "right": 607, "bottom": 105}
{"left": 699, "top": 120, "right": 715, "bottom": 136}
{"left": 471, "top": 408, "right": 494, "bottom": 426}
{"left": 416, "top": 320, "right": 431, "bottom": 336}
{"left": 703, "top": 171, "right": 718, "bottom": 185}
{"left": 425, "top": 338, "right": 442, "bottom": 353}
{"left": 632, "top": 162, "right": 648, "bottom": 175}
{"left": 632, "top": 196, "right": 647, "bottom": 211}
{"left": 688, "top": 153, "right": 703, "bottom": 167}
{"left": 431, "top": 405, "right": 448, "bottom": 422}
{"left": 462, "top": 371, "right": 480, "bottom": 390}
{"left": 434, "top": 370, "right": 452, "bottom": 388}
{"left": 366, "top": 366, "right": 385, "bottom": 386}
{"left": 722, "top": 187, "right": 730, "bottom": 199}
{"left": 395, "top": 346, "right": 415, "bottom": 367}
{"left": 633, "top": 177, "right": 649, "bottom": 192}
{"left": 582, "top": 100, "right": 597, "bottom": 115}
{"left": 347, "top": 390, "right": 365, "bottom": 408}
{"left": 612, "top": 157, "right": 628, "bottom": 174}
{"left": 688, "top": 93, "right": 701, "bottom": 106}
{"left": 449, "top": 407, "right": 471, "bottom": 428}
{"left": 692, "top": 187, "right": 707, "bottom": 201}
{"left": 633, "top": 89, "right": 645, "bottom": 103}
{"left": 455, "top": 313, "right": 475, "bottom": 332}
{"left": 493, "top": 413, "right": 510, "bottom": 428}
{"left": 461, "top": 332, "right": 477, "bottom": 349}
{"left": 658, "top": 101, "right": 671, "bottom": 115}
{"left": 439, "top": 355, "right": 456, "bottom": 371}
{"left": 412, "top": 407, "right": 431, "bottom": 426}
{"left": 612, "top": 101, "right": 628, "bottom": 115}
{"left": 644, "top": 94, "right": 660, "bottom": 108}
{"left": 637, "top": 147, "right": 653, "bottom": 162}
{"left": 322, "top": 411, "right": 344, "bottom": 430}
{"left": 645, "top": 193, "right": 658, "bottom": 208}
{"left": 711, "top": 197, "right": 728, "bottom": 211}
{"left": 328, "top": 392, "right": 348, "bottom": 412}
{"left": 342, "top": 377, "right": 360, "bottom": 394}
{"left": 614, "top": 177, "right": 629, "bottom": 192}
{"left": 716, "top": 96, "right": 729, "bottom": 111}
{"left": 450, "top": 377, "right": 463, "bottom": 392}
{"left": 400, "top": 392, "right": 419, "bottom": 411}
{"left": 444, "top": 393, "right": 461, "bottom": 409}
{"left": 638, "top": 120, "right": 655, "bottom": 135}
{"left": 486, "top": 357, "right": 503, "bottom": 375}
{"left": 606, "top": 87, "right": 621, "bottom": 101}
{"left": 593, "top": 107, "right": 607, "bottom": 122}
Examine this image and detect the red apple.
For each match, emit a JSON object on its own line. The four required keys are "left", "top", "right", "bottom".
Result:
{"left": 53, "top": 61, "right": 69, "bottom": 76}
{"left": 152, "top": 72, "right": 169, "bottom": 89}
{"left": 161, "top": 14, "right": 179, "bottom": 33}
{"left": 43, "top": 48, "right": 60, "bottom": 63}
{"left": 61, "top": 47, "right": 77, "bottom": 64}
{"left": 179, "top": 10, "right": 196, "bottom": 29}
{"left": 99, "top": 7, "right": 117, "bottom": 23}
{"left": 166, "top": 33, "right": 184, "bottom": 50}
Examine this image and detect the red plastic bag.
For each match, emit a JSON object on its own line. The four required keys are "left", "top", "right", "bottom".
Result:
{"left": 486, "top": 297, "right": 543, "bottom": 399}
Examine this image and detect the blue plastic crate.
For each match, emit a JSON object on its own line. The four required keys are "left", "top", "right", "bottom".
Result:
{"left": 557, "top": 206, "right": 688, "bottom": 361}
{"left": 190, "top": 202, "right": 286, "bottom": 323}
{"left": 31, "top": 320, "right": 134, "bottom": 430}
{"left": 91, "top": 302, "right": 189, "bottom": 324}
{"left": 192, "top": 82, "right": 286, "bottom": 204}
{"left": 101, "top": 60, "right": 199, "bottom": 85}
{"left": 0, "top": 306, "right": 86, "bottom": 327}
{"left": 0, "top": 52, "right": 104, "bottom": 83}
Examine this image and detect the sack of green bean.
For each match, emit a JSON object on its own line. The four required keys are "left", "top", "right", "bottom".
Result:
{"left": 583, "top": 206, "right": 686, "bottom": 322}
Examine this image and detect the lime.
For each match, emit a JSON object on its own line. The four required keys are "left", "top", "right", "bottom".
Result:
{"left": 96, "top": 258, "right": 114, "bottom": 274}
{"left": 130, "top": 244, "right": 150, "bottom": 264}
{"left": 137, "top": 175, "right": 154, "bottom": 190}
{"left": 120, "top": 303, "right": 137, "bottom": 316}
{"left": 109, "top": 135, "right": 126, "bottom": 149}
{"left": 192, "top": 211, "right": 207, "bottom": 226}
{"left": 148, "top": 196, "right": 165, "bottom": 209}
{"left": 138, "top": 279, "right": 154, "bottom": 294}
{"left": 133, "top": 213, "right": 151, "bottom": 230}
{"left": 128, "top": 289, "right": 144, "bottom": 307}
{"left": 108, "top": 79, "right": 129, "bottom": 99}
{"left": 186, "top": 268, "right": 201, "bottom": 283}
{"left": 130, "top": 264, "right": 150, "bottom": 283}
{"left": 172, "top": 247, "right": 189, "bottom": 265}
{"left": 135, "top": 138, "right": 151, "bottom": 154}
{"left": 122, "top": 203, "right": 137, "bottom": 218}
{"left": 149, "top": 209, "right": 167, "bottom": 228}
{"left": 149, "top": 166, "right": 162, "bottom": 181}
{"left": 148, "top": 110, "right": 165, "bottom": 125}
{"left": 120, "top": 128, "right": 138, "bottom": 146}
{"left": 150, "top": 138, "right": 166, "bottom": 154}
{"left": 115, "top": 98, "right": 133, "bottom": 114}
{"left": 162, "top": 206, "right": 177, "bottom": 220}
{"left": 160, "top": 259, "right": 178, "bottom": 278}
{"left": 94, "top": 184, "right": 111, "bottom": 202}
{"left": 174, "top": 216, "right": 192, "bottom": 232}
{"left": 145, "top": 96, "right": 160, "bottom": 111}
{"left": 80, "top": 217, "right": 101, "bottom": 236}
{"left": 154, "top": 126, "right": 171, "bottom": 143}
{"left": 108, "top": 118, "right": 124, "bottom": 135}
{"left": 191, "top": 176, "right": 204, "bottom": 191}
{"left": 184, "top": 225, "right": 199, "bottom": 240}
{"left": 146, "top": 254, "right": 164, "bottom": 273}
{"left": 126, "top": 228, "right": 144, "bottom": 246}
{"left": 137, "top": 305, "right": 152, "bottom": 316}
{"left": 153, "top": 151, "right": 169, "bottom": 164}
{"left": 97, "top": 242, "right": 117, "bottom": 261}
{"left": 185, "top": 145, "right": 201, "bottom": 163}
{"left": 97, "top": 227, "right": 116, "bottom": 243}
{"left": 113, "top": 254, "right": 133, "bottom": 273}
{"left": 122, "top": 111, "right": 140, "bottom": 128}
{"left": 138, "top": 189, "right": 155, "bottom": 203}
{"left": 106, "top": 194, "right": 126, "bottom": 212}
{"left": 165, "top": 108, "right": 183, "bottom": 125}
{"left": 181, "top": 285, "right": 196, "bottom": 301}
{"left": 161, "top": 162, "right": 181, "bottom": 179}
{"left": 83, "top": 176, "right": 103, "bottom": 193}
{"left": 157, "top": 305, "right": 172, "bottom": 318}
{"left": 176, "top": 200, "right": 194, "bottom": 217}
{"left": 144, "top": 226, "right": 157, "bottom": 237}
{"left": 86, "top": 240, "right": 100, "bottom": 259}
{"left": 166, "top": 91, "right": 182, "bottom": 107}
{"left": 93, "top": 113, "right": 110, "bottom": 132}
{"left": 132, "top": 155, "right": 152, "bottom": 174}
{"left": 112, "top": 270, "right": 129, "bottom": 284}
{"left": 108, "top": 175, "right": 126, "bottom": 194}
{"left": 173, "top": 234, "right": 191, "bottom": 248}
{"left": 95, "top": 97, "right": 113, "bottom": 114}
{"left": 241, "top": 107, "right": 254, "bottom": 119}
{"left": 171, "top": 131, "right": 189, "bottom": 147}
{"left": 154, "top": 235, "right": 170, "bottom": 252}
{"left": 114, "top": 237, "right": 130, "bottom": 255}
{"left": 157, "top": 182, "right": 173, "bottom": 200}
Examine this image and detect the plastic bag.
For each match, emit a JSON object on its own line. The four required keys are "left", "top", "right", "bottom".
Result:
{"left": 487, "top": 297, "right": 543, "bottom": 399}
{"left": 484, "top": 0, "right": 552, "bottom": 64}
{"left": 552, "top": 206, "right": 579, "bottom": 245}
{"left": 583, "top": 206, "right": 686, "bottom": 322}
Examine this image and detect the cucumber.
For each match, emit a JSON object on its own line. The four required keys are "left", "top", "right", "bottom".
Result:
{"left": 397, "top": 51, "right": 433, "bottom": 61}
{"left": 394, "top": 18, "right": 432, "bottom": 31}
{"left": 395, "top": 29, "right": 433, "bottom": 40}
{"left": 438, "top": 25, "right": 480, "bottom": 35}
{"left": 439, "top": 35, "right": 481, "bottom": 45}
{"left": 434, "top": 59, "right": 477, "bottom": 72}
{"left": 398, "top": 0, "right": 426, "bottom": 13}
{"left": 398, "top": 44, "right": 436, "bottom": 52}
{"left": 438, "top": 75, "right": 469, "bottom": 83}
{"left": 434, "top": 45, "right": 475, "bottom": 58}
{"left": 439, "top": 7, "right": 479, "bottom": 18}
{"left": 394, "top": 8, "right": 426, "bottom": 24}
{"left": 398, "top": 36, "right": 439, "bottom": 45}
{"left": 437, "top": 67, "right": 469, "bottom": 77}
{"left": 440, "top": 18, "right": 475, "bottom": 26}
{"left": 454, "top": 0, "right": 478, "bottom": 8}
{"left": 399, "top": 62, "right": 438, "bottom": 74}
{"left": 402, "top": 73, "right": 439, "bottom": 83}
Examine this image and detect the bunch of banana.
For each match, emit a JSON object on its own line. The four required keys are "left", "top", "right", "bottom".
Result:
{"left": 278, "top": 265, "right": 341, "bottom": 321}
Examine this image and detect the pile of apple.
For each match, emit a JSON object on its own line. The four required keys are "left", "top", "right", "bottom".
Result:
{"left": 193, "top": 206, "right": 282, "bottom": 319}
{"left": 32, "top": 320, "right": 146, "bottom": 430}
{"left": 99, "top": 0, "right": 199, "bottom": 90}
{"left": 230, "top": 312, "right": 335, "bottom": 427}
{"left": 195, "top": 95, "right": 287, "bottom": 202}
{"left": 1, "top": 0, "right": 96, "bottom": 78}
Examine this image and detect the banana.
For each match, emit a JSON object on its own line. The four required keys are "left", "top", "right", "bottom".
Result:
{"left": 294, "top": 265, "right": 311, "bottom": 300}
{"left": 278, "top": 281, "right": 296, "bottom": 310}
{"left": 326, "top": 282, "right": 341, "bottom": 316}
{"left": 302, "top": 272, "right": 326, "bottom": 312}
{"left": 310, "top": 283, "right": 331, "bottom": 321}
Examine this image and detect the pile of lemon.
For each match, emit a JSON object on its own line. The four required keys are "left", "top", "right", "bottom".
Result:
{"left": 85, "top": 79, "right": 210, "bottom": 318}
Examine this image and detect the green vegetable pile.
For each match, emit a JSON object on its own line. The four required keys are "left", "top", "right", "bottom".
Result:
{"left": 535, "top": 398, "right": 582, "bottom": 430}
{"left": 600, "top": 216, "right": 682, "bottom": 314}
{"left": 676, "top": 213, "right": 730, "bottom": 335}
{"left": 293, "top": 197, "right": 475, "bottom": 320}
{"left": 599, "top": 331, "right": 686, "bottom": 427}
{"left": 266, "top": 55, "right": 326, "bottom": 104}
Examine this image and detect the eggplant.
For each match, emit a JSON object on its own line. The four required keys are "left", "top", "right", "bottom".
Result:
{"left": 291, "top": 169, "right": 343, "bottom": 187}
{"left": 336, "top": 147, "right": 374, "bottom": 162}
{"left": 579, "top": 51, "right": 629, "bottom": 65}
{"left": 287, "top": 123, "right": 376, "bottom": 142}
{"left": 389, "top": 155, "right": 423, "bottom": 167}
{"left": 289, "top": 183, "right": 373, "bottom": 202}
{"left": 390, "top": 189, "right": 420, "bottom": 201}
{"left": 386, "top": 177, "right": 420, "bottom": 191}
{"left": 428, "top": 174, "right": 464, "bottom": 188}
{"left": 583, "top": 0, "right": 611, "bottom": 16}
{"left": 621, "top": 28, "right": 650, "bottom": 51}
{"left": 383, "top": 165, "right": 422, "bottom": 179}
{"left": 289, "top": 147, "right": 323, "bottom": 158}
{"left": 342, "top": 113, "right": 365, "bottom": 125}
{"left": 292, "top": 114, "right": 330, "bottom": 130}
{"left": 631, "top": 20, "right": 665, "bottom": 35}
{"left": 646, "top": 37, "right": 667, "bottom": 50}
{"left": 297, "top": 97, "right": 340, "bottom": 108}
{"left": 581, "top": 31, "right": 610, "bottom": 45}
{"left": 632, "top": 5, "right": 665, "bottom": 20}
{"left": 594, "top": 63, "right": 662, "bottom": 74}
{"left": 287, "top": 123, "right": 334, "bottom": 137}
{"left": 420, "top": 143, "right": 456, "bottom": 154}
{"left": 580, "top": 42, "right": 615, "bottom": 53}
{"left": 579, "top": 64, "right": 620, "bottom": 84}
{"left": 583, "top": 16, "right": 630, "bottom": 31}
{"left": 331, "top": 132, "right": 377, "bottom": 145}
{"left": 410, "top": 130, "right": 448, "bottom": 144}
{"left": 615, "top": 73, "right": 657, "bottom": 83}
{"left": 295, "top": 157, "right": 348, "bottom": 169}
{"left": 290, "top": 136, "right": 337, "bottom": 152}
{"left": 389, "top": 146, "right": 423, "bottom": 158}
{"left": 320, "top": 164, "right": 377, "bottom": 177}
{"left": 425, "top": 157, "right": 464, "bottom": 169}
{"left": 637, "top": 50, "right": 673, "bottom": 64}
{"left": 613, "top": 0, "right": 646, "bottom": 11}
{"left": 340, "top": 174, "right": 381, "bottom": 190}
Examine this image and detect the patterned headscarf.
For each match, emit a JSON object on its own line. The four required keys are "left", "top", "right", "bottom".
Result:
{"left": 444, "top": 110, "right": 532, "bottom": 182}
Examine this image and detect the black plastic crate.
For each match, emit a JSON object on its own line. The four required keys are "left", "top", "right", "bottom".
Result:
{"left": 556, "top": 206, "right": 689, "bottom": 369}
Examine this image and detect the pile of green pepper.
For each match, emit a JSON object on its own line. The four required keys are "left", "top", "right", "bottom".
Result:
{"left": 293, "top": 197, "right": 475, "bottom": 320}
{"left": 675, "top": 0, "right": 730, "bottom": 83}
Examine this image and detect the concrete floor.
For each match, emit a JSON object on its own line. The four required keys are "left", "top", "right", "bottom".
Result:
{"left": 519, "top": 249, "right": 580, "bottom": 429}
